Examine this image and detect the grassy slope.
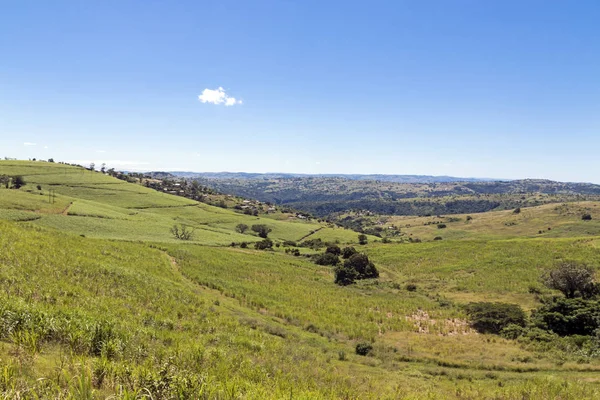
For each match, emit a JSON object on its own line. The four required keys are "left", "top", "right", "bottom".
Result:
{"left": 382, "top": 201, "right": 600, "bottom": 241}
{"left": 1, "top": 161, "right": 600, "bottom": 398}
{"left": 0, "top": 160, "right": 360, "bottom": 245}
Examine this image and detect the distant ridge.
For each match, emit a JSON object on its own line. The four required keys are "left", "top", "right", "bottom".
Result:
{"left": 164, "top": 171, "right": 499, "bottom": 184}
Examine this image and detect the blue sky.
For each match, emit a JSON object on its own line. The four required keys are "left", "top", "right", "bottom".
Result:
{"left": 1, "top": 1, "right": 599, "bottom": 182}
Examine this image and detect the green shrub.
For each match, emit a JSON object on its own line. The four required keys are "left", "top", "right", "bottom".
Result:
{"left": 325, "top": 244, "right": 341, "bottom": 256}
{"left": 465, "top": 302, "right": 526, "bottom": 334}
{"left": 254, "top": 239, "right": 273, "bottom": 250}
{"left": 341, "top": 246, "right": 357, "bottom": 259}
{"left": 355, "top": 342, "right": 373, "bottom": 356}
{"left": 313, "top": 252, "right": 340, "bottom": 266}
{"left": 531, "top": 297, "right": 600, "bottom": 336}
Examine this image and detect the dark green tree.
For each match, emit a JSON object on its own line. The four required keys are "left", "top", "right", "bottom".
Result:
{"left": 358, "top": 234, "right": 368, "bottom": 245}
{"left": 251, "top": 224, "right": 272, "bottom": 238}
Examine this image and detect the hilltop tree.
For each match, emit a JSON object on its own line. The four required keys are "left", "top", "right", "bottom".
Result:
{"left": 251, "top": 224, "right": 272, "bottom": 238}
{"left": 541, "top": 262, "right": 598, "bottom": 299}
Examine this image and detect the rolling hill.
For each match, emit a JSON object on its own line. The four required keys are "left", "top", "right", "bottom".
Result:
{"left": 2, "top": 160, "right": 600, "bottom": 399}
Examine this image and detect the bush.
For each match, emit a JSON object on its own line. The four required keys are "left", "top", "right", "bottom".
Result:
{"left": 433, "top": 236, "right": 442, "bottom": 241}
{"left": 513, "top": 207, "right": 521, "bottom": 214}
{"left": 341, "top": 246, "right": 357, "bottom": 259}
{"left": 240, "top": 242, "right": 248, "bottom": 249}
{"left": 406, "top": 283, "right": 417, "bottom": 292}
{"left": 355, "top": 342, "right": 373, "bottom": 356}
{"left": 334, "top": 264, "right": 359, "bottom": 286}
{"left": 465, "top": 302, "right": 527, "bottom": 334}
{"left": 358, "top": 234, "right": 368, "bottom": 245}
{"left": 313, "top": 252, "right": 340, "bottom": 266}
{"left": 251, "top": 224, "right": 272, "bottom": 238}
{"left": 254, "top": 239, "right": 273, "bottom": 250}
{"left": 437, "top": 224, "right": 446, "bottom": 229}
{"left": 500, "top": 324, "right": 526, "bottom": 340}
{"left": 582, "top": 213, "right": 592, "bottom": 221}
{"left": 12, "top": 175, "right": 26, "bottom": 189}
{"left": 325, "top": 244, "right": 341, "bottom": 256}
{"left": 235, "top": 223, "right": 249, "bottom": 233}
{"left": 531, "top": 297, "right": 600, "bottom": 336}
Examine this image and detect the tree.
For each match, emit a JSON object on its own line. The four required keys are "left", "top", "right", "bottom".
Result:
{"left": 314, "top": 252, "right": 340, "bottom": 266}
{"left": 48, "top": 158, "right": 54, "bottom": 163}
{"left": 100, "top": 163, "right": 106, "bottom": 174}
{"left": 358, "top": 234, "right": 368, "bottom": 245}
{"left": 541, "top": 262, "right": 598, "bottom": 299}
{"left": 325, "top": 244, "right": 341, "bottom": 256}
{"left": 532, "top": 297, "right": 600, "bottom": 336}
{"left": 251, "top": 224, "right": 272, "bottom": 238}
{"left": 341, "top": 246, "right": 357, "bottom": 259}
{"left": 170, "top": 224, "right": 195, "bottom": 240}
{"left": 465, "top": 302, "right": 527, "bottom": 334}
{"left": 236, "top": 223, "right": 249, "bottom": 234}
{"left": 335, "top": 253, "right": 379, "bottom": 285}
{"left": 254, "top": 238, "right": 273, "bottom": 250}
{"left": 89, "top": 163, "right": 95, "bottom": 171}
{"left": 12, "top": 176, "right": 25, "bottom": 189}
{"left": 334, "top": 264, "right": 359, "bottom": 286}
{"left": 344, "top": 253, "right": 379, "bottom": 279}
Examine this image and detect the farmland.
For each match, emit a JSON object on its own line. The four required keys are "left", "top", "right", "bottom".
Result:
{"left": 1, "top": 161, "right": 600, "bottom": 399}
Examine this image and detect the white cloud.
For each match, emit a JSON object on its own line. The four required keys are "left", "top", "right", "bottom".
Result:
{"left": 97, "top": 150, "right": 106, "bottom": 153}
{"left": 198, "top": 87, "right": 242, "bottom": 106}
{"left": 24, "top": 142, "right": 37, "bottom": 146}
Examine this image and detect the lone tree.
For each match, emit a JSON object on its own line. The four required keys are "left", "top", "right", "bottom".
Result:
{"left": 334, "top": 253, "right": 379, "bottom": 286}
{"left": 236, "top": 223, "right": 249, "bottom": 233}
{"left": 170, "top": 224, "right": 195, "bottom": 240}
{"left": 251, "top": 224, "right": 272, "bottom": 238}
{"left": 541, "top": 262, "right": 598, "bottom": 299}
{"left": 358, "top": 234, "right": 368, "bottom": 245}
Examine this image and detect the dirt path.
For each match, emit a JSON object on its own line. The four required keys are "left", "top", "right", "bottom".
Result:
{"left": 297, "top": 227, "right": 324, "bottom": 242}
{"left": 61, "top": 202, "right": 74, "bottom": 215}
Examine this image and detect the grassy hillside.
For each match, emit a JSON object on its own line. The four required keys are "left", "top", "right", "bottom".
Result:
{"left": 0, "top": 160, "right": 363, "bottom": 245}
{"left": 2, "top": 161, "right": 600, "bottom": 398}
{"left": 378, "top": 201, "right": 600, "bottom": 242}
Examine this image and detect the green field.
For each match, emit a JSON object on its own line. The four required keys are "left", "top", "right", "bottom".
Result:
{"left": 2, "top": 161, "right": 600, "bottom": 399}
